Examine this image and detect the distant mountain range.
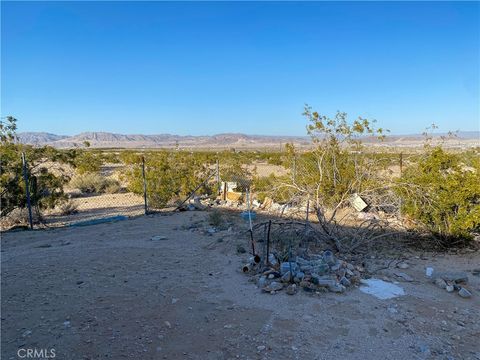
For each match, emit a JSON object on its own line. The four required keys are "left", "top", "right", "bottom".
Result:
{"left": 17, "top": 131, "right": 479, "bottom": 149}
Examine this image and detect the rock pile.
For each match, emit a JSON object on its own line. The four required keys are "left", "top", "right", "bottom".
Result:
{"left": 245, "top": 250, "right": 363, "bottom": 295}
{"left": 432, "top": 272, "right": 472, "bottom": 298}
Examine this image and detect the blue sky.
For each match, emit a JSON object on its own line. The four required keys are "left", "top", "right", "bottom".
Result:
{"left": 1, "top": 1, "right": 479, "bottom": 136}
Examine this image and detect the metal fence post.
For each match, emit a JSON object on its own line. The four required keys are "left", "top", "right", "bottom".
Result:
{"left": 216, "top": 157, "right": 220, "bottom": 195}
{"left": 21, "top": 152, "right": 34, "bottom": 229}
{"left": 142, "top": 156, "right": 148, "bottom": 215}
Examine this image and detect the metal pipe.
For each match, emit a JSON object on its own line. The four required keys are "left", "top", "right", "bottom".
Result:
{"left": 266, "top": 220, "right": 271, "bottom": 266}
{"left": 142, "top": 156, "right": 148, "bottom": 215}
{"left": 21, "top": 152, "right": 33, "bottom": 230}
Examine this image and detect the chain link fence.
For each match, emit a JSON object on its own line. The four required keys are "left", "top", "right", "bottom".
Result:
{"left": 1, "top": 150, "right": 405, "bottom": 231}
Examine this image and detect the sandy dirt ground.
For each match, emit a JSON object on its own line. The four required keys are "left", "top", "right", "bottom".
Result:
{"left": 1, "top": 211, "right": 479, "bottom": 360}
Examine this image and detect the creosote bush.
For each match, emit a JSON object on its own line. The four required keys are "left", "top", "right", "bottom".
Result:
{"left": 1, "top": 116, "right": 70, "bottom": 219}
{"left": 398, "top": 147, "right": 480, "bottom": 243}
{"left": 69, "top": 173, "right": 121, "bottom": 194}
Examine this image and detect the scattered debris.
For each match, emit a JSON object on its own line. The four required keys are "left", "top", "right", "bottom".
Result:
{"left": 351, "top": 193, "right": 368, "bottom": 212}
{"left": 433, "top": 272, "right": 469, "bottom": 284}
{"left": 432, "top": 271, "right": 472, "bottom": 298}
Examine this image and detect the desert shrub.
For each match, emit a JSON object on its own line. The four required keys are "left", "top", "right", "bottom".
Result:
{"left": 121, "top": 151, "right": 214, "bottom": 208}
{"left": 252, "top": 173, "right": 293, "bottom": 204}
{"left": 398, "top": 147, "right": 480, "bottom": 242}
{"left": 0, "top": 117, "right": 69, "bottom": 219}
{"left": 74, "top": 151, "right": 103, "bottom": 174}
{"left": 69, "top": 173, "right": 106, "bottom": 193}
{"left": 70, "top": 173, "right": 121, "bottom": 194}
{"left": 104, "top": 179, "right": 122, "bottom": 194}
{"left": 289, "top": 107, "right": 387, "bottom": 210}
{"left": 59, "top": 200, "right": 79, "bottom": 215}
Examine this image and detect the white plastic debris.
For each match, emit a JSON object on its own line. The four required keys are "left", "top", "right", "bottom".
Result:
{"left": 425, "top": 267, "right": 434, "bottom": 277}
{"left": 359, "top": 278, "right": 405, "bottom": 300}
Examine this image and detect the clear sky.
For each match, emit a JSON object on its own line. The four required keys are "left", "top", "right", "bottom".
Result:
{"left": 1, "top": 1, "right": 479, "bottom": 136}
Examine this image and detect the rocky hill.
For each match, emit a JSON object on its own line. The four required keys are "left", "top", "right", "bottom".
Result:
{"left": 17, "top": 131, "right": 479, "bottom": 149}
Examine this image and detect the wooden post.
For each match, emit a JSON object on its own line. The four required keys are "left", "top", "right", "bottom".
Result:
{"left": 142, "top": 156, "right": 148, "bottom": 215}
{"left": 21, "top": 152, "right": 33, "bottom": 229}
{"left": 222, "top": 182, "right": 227, "bottom": 201}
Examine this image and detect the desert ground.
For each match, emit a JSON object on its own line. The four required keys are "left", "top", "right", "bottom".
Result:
{"left": 1, "top": 210, "right": 479, "bottom": 360}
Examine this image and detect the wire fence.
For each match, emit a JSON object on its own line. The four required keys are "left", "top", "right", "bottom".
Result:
{"left": 0, "top": 150, "right": 405, "bottom": 231}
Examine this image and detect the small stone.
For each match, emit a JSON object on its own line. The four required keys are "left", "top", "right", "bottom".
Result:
{"left": 397, "top": 262, "right": 409, "bottom": 269}
{"left": 263, "top": 281, "right": 283, "bottom": 292}
{"left": 258, "top": 276, "right": 267, "bottom": 288}
{"left": 171, "top": 298, "right": 178, "bottom": 304}
{"left": 256, "top": 345, "right": 266, "bottom": 351}
{"left": 311, "top": 275, "right": 336, "bottom": 287}
{"left": 458, "top": 288, "right": 472, "bottom": 298}
{"left": 434, "top": 278, "right": 447, "bottom": 289}
{"left": 328, "top": 283, "right": 346, "bottom": 293}
{"left": 340, "top": 277, "right": 351, "bottom": 287}
{"left": 286, "top": 284, "right": 297, "bottom": 295}
{"left": 295, "top": 271, "right": 305, "bottom": 280}
{"left": 281, "top": 271, "right": 293, "bottom": 283}
{"left": 151, "top": 235, "right": 167, "bottom": 241}
{"left": 446, "top": 284, "right": 454, "bottom": 293}
{"left": 164, "top": 321, "right": 171, "bottom": 328}
{"left": 394, "top": 272, "right": 413, "bottom": 282}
